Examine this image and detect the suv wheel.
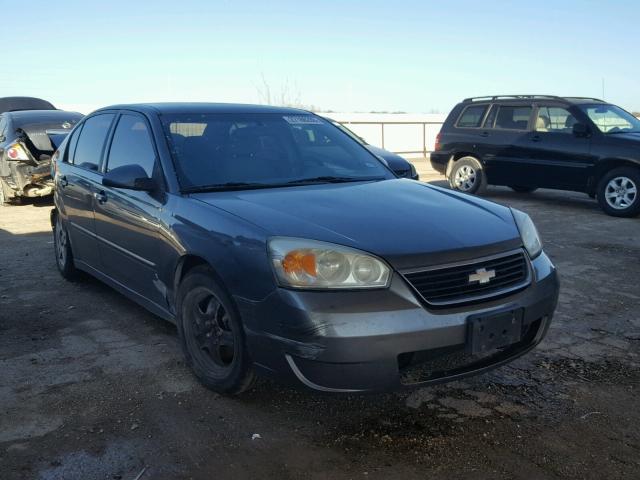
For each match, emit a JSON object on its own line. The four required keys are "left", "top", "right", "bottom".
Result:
{"left": 597, "top": 167, "right": 640, "bottom": 217}
{"left": 448, "top": 157, "right": 485, "bottom": 194}
{"left": 510, "top": 186, "right": 537, "bottom": 193}
{"left": 177, "top": 265, "right": 256, "bottom": 395}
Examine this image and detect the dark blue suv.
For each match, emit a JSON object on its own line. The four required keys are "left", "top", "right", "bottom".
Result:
{"left": 431, "top": 95, "right": 640, "bottom": 217}
{"left": 52, "top": 103, "right": 559, "bottom": 394}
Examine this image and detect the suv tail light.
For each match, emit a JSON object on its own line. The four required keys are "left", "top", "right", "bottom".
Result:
{"left": 6, "top": 143, "right": 30, "bottom": 161}
{"left": 434, "top": 133, "right": 442, "bottom": 151}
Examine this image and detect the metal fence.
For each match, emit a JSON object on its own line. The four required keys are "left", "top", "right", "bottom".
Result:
{"left": 337, "top": 120, "right": 444, "bottom": 156}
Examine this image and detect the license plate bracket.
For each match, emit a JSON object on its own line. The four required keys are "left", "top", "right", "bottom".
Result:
{"left": 467, "top": 309, "right": 523, "bottom": 355}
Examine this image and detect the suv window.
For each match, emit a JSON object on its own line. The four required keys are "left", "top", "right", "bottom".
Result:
{"left": 579, "top": 104, "right": 640, "bottom": 134}
{"left": 456, "top": 105, "right": 488, "bottom": 128}
{"left": 535, "top": 106, "right": 577, "bottom": 133}
{"left": 483, "top": 105, "right": 498, "bottom": 128}
{"left": 73, "top": 114, "right": 115, "bottom": 171}
{"left": 106, "top": 114, "right": 156, "bottom": 177}
{"left": 495, "top": 106, "right": 532, "bottom": 130}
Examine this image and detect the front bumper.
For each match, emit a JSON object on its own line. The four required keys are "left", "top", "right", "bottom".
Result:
{"left": 241, "top": 252, "right": 559, "bottom": 392}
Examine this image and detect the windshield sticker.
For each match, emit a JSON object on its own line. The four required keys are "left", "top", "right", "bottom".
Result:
{"left": 283, "top": 115, "right": 323, "bottom": 125}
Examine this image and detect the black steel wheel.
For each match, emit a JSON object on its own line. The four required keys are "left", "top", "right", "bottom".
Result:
{"left": 53, "top": 213, "right": 79, "bottom": 280}
{"left": 177, "top": 266, "right": 255, "bottom": 394}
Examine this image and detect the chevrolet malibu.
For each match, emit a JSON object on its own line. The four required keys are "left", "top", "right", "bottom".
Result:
{"left": 52, "top": 103, "right": 559, "bottom": 394}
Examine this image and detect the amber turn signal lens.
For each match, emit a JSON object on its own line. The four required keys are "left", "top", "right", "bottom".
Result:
{"left": 282, "top": 251, "right": 317, "bottom": 277}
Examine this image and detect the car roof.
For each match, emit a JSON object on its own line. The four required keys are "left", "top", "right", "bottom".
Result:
{"left": 5, "top": 110, "right": 83, "bottom": 121}
{"left": 0, "top": 96, "right": 56, "bottom": 114}
{"left": 461, "top": 95, "right": 608, "bottom": 105}
{"left": 93, "top": 102, "right": 312, "bottom": 115}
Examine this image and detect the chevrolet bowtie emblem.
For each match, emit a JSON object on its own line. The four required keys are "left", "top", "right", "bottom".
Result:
{"left": 468, "top": 268, "right": 496, "bottom": 284}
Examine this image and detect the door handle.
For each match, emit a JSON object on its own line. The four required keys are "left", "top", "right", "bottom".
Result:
{"left": 59, "top": 175, "right": 68, "bottom": 188}
{"left": 531, "top": 135, "right": 541, "bottom": 142}
{"left": 479, "top": 131, "right": 489, "bottom": 138}
{"left": 94, "top": 191, "right": 107, "bottom": 204}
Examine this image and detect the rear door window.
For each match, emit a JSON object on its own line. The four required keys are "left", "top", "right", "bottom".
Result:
{"left": 106, "top": 114, "right": 157, "bottom": 177}
{"left": 72, "top": 114, "right": 115, "bottom": 171}
{"left": 64, "top": 127, "right": 81, "bottom": 163}
{"left": 456, "top": 105, "right": 489, "bottom": 128}
{"left": 483, "top": 105, "right": 498, "bottom": 128}
{"left": 495, "top": 106, "right": 532, "bottom": 130}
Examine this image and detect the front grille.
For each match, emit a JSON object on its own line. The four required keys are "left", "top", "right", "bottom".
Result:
{"left": 403, "top": 250, "right": 530, "bottom": 306}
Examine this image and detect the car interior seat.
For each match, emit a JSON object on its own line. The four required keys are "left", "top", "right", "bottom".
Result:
{"left": 536, "top": 115, "right": 550, "bottom": 132}
{"left": 222, "top": 126, "right": 288, "bottom": 183}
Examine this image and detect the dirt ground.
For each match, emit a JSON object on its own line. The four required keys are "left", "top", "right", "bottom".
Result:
{"left": 1, "top": 179, "right": 639, "bottom": 480}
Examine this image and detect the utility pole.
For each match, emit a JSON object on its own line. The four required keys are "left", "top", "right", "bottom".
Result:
{"left": 601, "top": 78, "right": 605, "bottom": 100}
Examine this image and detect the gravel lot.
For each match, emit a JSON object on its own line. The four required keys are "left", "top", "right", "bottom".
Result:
{"left": 1, "top": 181, "right": 639, "bottom": 480}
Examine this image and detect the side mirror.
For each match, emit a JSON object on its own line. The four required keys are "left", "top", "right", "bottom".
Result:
{"left": 102, "top": 164, "right": 156, "bottom": 191}
{"left": 573, "top": 122, "right": 590, "bottom": 137}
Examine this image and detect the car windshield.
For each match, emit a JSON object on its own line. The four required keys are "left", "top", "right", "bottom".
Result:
{"left": 579, "top": 104, "right": 640, "bottom": 134}
{"left": 162, "top": 113, "right": 392, "bottom": 191}
{"left": 332, "top": 121, "right": 367, "bottom": 145}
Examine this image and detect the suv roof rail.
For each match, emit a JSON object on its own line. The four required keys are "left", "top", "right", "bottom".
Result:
{"left": 463, "top": 95, "right": 606, "bottom": 103}
{"left": 463, "top": 95, "right": 563, "bottom": 102}
{"left": 563, "top": 96, "right": 606, "bottom": 102}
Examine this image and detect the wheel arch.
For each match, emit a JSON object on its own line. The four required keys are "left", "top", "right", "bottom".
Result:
{"left": 446, "top": 152, "right": 480, "bottom": 177}
{"left": 172, "top": 254, "right": 232, "bottom": 313}
{"left": 589, "top": 158, "right": 640, "bottom": 193}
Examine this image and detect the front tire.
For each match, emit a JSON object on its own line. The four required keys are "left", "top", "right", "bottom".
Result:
{"left": 53, "top": 213, "right": 80, "bottom": 280}
{"left": 597, "top": 167, "right": 640, "bottom": 217}
{"left": 176, "top": 266, "right": 256, "bottom": 395}
{"left": 448, "top": 156, "right": 486, "bottom": 194}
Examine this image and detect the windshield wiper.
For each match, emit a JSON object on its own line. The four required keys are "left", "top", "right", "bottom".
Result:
{"left": 183, "top": 176, "right": 386, "bottom": 193}
{"left": 607, "top": 130, "right": 640, "bottom": 134}
{"left": 182, "top": 182, "right": 276, "bottom": 193}
{"left": 285, "top": 176, "right": 386, "bottom": 185}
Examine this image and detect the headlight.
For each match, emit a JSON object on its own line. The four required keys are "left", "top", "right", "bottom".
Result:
{"left": 268, "top": 237, "right": 391, "bottom": 289}
{"left": 510, "top": 208, "right": 542, "bottom": 259}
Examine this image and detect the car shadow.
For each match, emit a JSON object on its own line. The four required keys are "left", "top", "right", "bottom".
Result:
{"left": 426, "top": 180, "right": 602, "bottom": 214}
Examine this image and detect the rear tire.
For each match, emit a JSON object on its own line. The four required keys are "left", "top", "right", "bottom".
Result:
{"left": 53, "top": 213, "right": 80, "bottom": 280}
{"left": 509, "top": 186, "right": 537, "bottom": 193}
{"left": 176, "top": 265, "right": 256, "bottom": 395}
{"left": 448, "top": 156, "right": 486, "bottom": 194}
{"left": 596, "top": 167, "right": 640, "bottom": 218}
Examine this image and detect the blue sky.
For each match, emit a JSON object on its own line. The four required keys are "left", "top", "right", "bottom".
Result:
{"left": 2, "top": 0, "right": 639, "bottom": 113}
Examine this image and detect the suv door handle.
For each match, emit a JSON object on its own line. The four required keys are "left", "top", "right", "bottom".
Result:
{"left": 94, "top": 191, "right": 107, "bottom": 204}
{"left": 531, "top": 135, "right": 541, "bottom": 142}
{"left": 479, "top": 131, "right": 489, "bottom": 138}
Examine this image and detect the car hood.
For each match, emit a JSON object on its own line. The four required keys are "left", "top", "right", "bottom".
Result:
{"left": 191, "top": 179, "right": 522, "bottom": 269}
{"left": 606, "top": 132, "right": 640, "bottom": 142}
{"left": 365, "top": 145, "right": 407, "bottom": 166}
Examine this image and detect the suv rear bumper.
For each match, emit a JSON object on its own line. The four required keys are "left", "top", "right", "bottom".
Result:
{"left": 429, "top": 152, "right": 449, "bottom": 174}
{"left": 241, "top": 251, "right": 559, "bottom": 392}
